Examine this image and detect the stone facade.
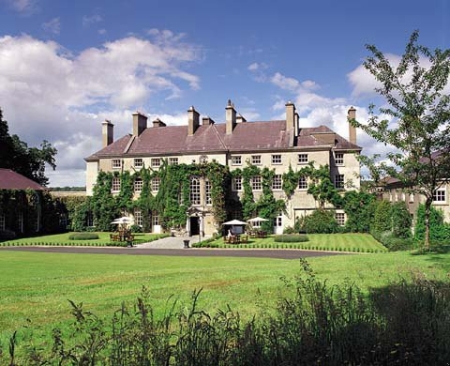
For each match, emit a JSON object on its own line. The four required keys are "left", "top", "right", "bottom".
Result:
{"left": 85, "top": 101, "right": 362, "bottom": 235}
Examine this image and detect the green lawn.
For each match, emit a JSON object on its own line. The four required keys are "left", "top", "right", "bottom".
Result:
{"left": 0, "top": 248, "right": 448, "bottom": 344}
{"left": 205, "top": 233, "right": 387, "bottom": 252}
{"left": 0, "top": 232, "right": 168, "bottom": 246}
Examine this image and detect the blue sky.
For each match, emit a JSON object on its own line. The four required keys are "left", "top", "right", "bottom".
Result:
{"left": 0, "top": 0, "right": 448, "bottom": 186}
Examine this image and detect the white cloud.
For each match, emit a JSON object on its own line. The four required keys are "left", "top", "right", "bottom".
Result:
{"left": 82, "top": 14, "right": 103, "bottom": 27}
{"left": 5, "top": 0, "right": 36, "bottom": 14}
{"left": 0, "top": 32, "right": 201, "bottom": 186}
{"left": 42, "top": 17, "right": 60, "bottom": 35}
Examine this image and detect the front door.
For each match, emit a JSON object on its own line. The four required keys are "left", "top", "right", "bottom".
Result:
{"left": 190, "top": 217, "right": 199, "bottom": 236}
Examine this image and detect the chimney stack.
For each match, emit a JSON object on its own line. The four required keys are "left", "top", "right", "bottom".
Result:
{"left": 226, "top": 99, "right": 237, "bottom": 134}
{"left": 285, "top": 101, "right": 296, "bottom": 134}
{"left": 347, "top": 106, "right": 357, "bottom": 144}
{"left": 152, "top": 118, "right": 166, "bottom": 128}
{"left": 236, "top": 114, "right": 247, "bottom": 123}
{"left": 188, "top": 106, "right": 200, "bottom": 136}
{"left": 133, "top": 111, "right": 148, "bottom": 136}
{"left": 102, "top": 119, "right": 114, "bottom": 147}
{"left": 202, "top": 116, "right": 215, "bottom": 125}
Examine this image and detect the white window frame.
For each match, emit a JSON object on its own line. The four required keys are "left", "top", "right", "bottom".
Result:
{"left": 190, "top": 177, "right": 201, "bottom": 205}
{"left": 271, "top": 154, "right": 282, "bottom": 165}
{"left": 252, "top": 176, "right": 262, "bottom": 191}
{"left": 272, "top": 175, "right": 282, "bottom": 190}
{"left": 335, "top": 212, "right": 345, "bottom": 226}
{"left": 151, "top": 158, "right": 161, "bottom": 168}
{"left": 335, "top": 153, "right": 344, "bottom": 166}
{"left": 205, "top": 180, "right": 212, "bottom": 205}
{"left": 251, "top": 155, "right": 261, "bottom": 165}
{"left": 335, "top": 174, "right": 344, "bottom": 189}
{"left": 233, "top": 176, "right": 242, "bottom": 191}
{"left": 231, "top": 155, "right": 242, "bottom": 165}
{"left": 134, "top": 209, "right": 143, "bottom": 227}
{"left": 134, "top": 177, "right": 143, "bottom": 192}
{"left": 433, "top": 187, "right": 446, "bottom": 203}
{"left": 151, "top": 177, "right": 160, "bottom": 192}
{"left": 298, "top": 176, "right": 308, "bottom": 190}
{"left": 298, "top": 154, "right": 308, "bottom": 164}
{"left": 111, "top": 177, "right": 121, "bottom": 192}
{"left": 112, "top": 159, "right": 122, "bottom": 169}
{"left": 134, "top": 158, "right": 143, "bottom": 168}
{"left": 169, "top": 157, "right": 178, "bottom": 165}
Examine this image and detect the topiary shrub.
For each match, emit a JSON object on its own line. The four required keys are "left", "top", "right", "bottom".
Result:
{"left": 68, "top": 233, "right": 100, "bottom": 240}
{"left": 274, "top": 234, "right": 309, "bottom": 243}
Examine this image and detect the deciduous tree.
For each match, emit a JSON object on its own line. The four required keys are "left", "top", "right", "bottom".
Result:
{"left": 350, "top": 31, "right": 450, "bottom": 249}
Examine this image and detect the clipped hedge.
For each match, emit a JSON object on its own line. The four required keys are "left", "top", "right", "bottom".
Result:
{"left": 68, "top": 233, "right": 100, "bottom": 240}
{"left": 274, "top": 234, "right": 309, "bottom": 243}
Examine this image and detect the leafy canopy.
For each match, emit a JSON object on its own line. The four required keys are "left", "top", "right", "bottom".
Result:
{"left": 350, "top": 31, "right": 450, "bottom": 248}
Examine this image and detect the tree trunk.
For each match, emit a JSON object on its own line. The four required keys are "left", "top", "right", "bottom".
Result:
{"left": 424, "top": 198, "right": 432, "bottom": 250}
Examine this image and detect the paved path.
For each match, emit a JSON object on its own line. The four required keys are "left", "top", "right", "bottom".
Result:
{"left": 0, "top": 235, "right": 347, "bottom": 259}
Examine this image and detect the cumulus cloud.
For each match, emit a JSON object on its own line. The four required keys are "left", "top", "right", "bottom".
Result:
{"left": 5, "top": 0, "right": 37, "bottom": 14}
{"left": 42, "top": 17, "right": 60, "bottom": 35}
{"left": 0, "top": 32, "right": 201, "bottom": 186}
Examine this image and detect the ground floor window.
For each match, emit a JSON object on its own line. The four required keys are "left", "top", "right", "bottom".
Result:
{"left": 274, "top": 214, "right": 282, "bottom": 227}
{"left": 152, "top": 214, "right": 160, "bottom": 226}
{"left": 0, "top": 213, "right": 5, "bottom": 231}
{"left": 134, "top": 209, "right": 143, "bottom": 227}
{"left": 335, "top": 212, "right": 345, "bottom": 226}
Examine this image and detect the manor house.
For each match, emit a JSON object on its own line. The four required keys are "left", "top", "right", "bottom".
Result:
{"left": 85, "top": 101, "right": 362, "bottom": 235}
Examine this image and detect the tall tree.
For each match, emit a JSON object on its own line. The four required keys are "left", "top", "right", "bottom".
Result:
{"left": 0, "top": 108, "right": 57, "bottom": 186}
{"left": 350, "top": 31, "right": 450, "bottom": 249}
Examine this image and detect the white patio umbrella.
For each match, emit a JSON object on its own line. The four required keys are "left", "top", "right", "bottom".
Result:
{"left": 247, "top": 217, "right": 269, "bottom": 223}
{"left": 222, "top": 219, "right": 247, "bottom": 225}
{"left": 111, "top": 217, "right": 134, "bottom": 226}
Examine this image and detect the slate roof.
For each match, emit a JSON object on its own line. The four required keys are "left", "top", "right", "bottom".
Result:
{"left": 0, "top": 169, "right": 45, "bottom": 191}
{"left": 86, "top": 120, "right": 362, "bottom": 161}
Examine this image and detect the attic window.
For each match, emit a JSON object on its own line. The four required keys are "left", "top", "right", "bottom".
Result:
{"left": 112, "top": 159, "right": 122, "bottom": 169}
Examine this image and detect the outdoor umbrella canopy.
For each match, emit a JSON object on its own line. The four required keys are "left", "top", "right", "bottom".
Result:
{"left": 111, "top": 217, "right": 133, "bottom": 225}
{"left": 221, "top": 219, "right": 247, "bottom": 225}
{"left": 247, "top": 217, "right": 269, "bottom": 223}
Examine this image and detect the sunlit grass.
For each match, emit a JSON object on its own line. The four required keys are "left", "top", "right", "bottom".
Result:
{"left": 1, "top": 248, "right": 448, "bottom": 345}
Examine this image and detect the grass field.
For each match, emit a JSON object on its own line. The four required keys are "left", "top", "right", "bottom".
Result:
{"left": 1, "top": 247, "right": 448, "bottom": 345}
{"left": 206, "top": 233, "right": 387, "bottom": 252}
{"left": 0, "top": 232, "right": 168, "bottom": 246}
